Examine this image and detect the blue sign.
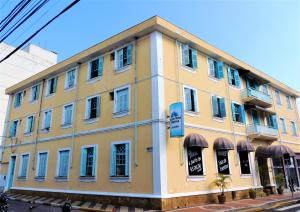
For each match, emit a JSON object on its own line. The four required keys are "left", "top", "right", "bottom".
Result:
{"left": 170, "top": 102, "right": 184, "bottom": 137}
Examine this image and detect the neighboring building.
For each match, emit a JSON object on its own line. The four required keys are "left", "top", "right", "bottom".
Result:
{"left": 0, "top": 17, "right": 299, "bottom": 210}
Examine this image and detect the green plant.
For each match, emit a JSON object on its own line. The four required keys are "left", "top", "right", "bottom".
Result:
{"left": 249, "top": 188, "right": 256, "bottom": 199}
{"left": 275, "top": 173, "right": 285, "bottom": 189}
{"left": 211, "top": 174, "right": 231, "bottom": 196}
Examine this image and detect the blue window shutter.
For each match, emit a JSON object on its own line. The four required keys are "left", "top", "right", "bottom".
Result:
{"left": 9, "top": 122, "right": 14, "bottom": 137}
{"left": 53, "top": 78, "right": 57, "bottom": 93}
{"left": 191, "top": 49, "right": 198, "bottom": 69}
{"left": 231, "top": 103, "right": 236, "bottom": 122}
{"left": 110, "top": 145, "right": 116, "bottom": 176}
{"left": 127, "top": 44, "right": 132, "bottom": 65}
{"left": 219, "top": 98, "right": 226, "bottom": 118}
{"left": 125, "top": 143, "right": 130, "bottom": 177}
{"left": 92, "top": 146, "right": 97, "bottom": 177}
{"left": 240, "top": 105, "right": 246, "bottom": 123}
{"left": 216, "top": 62, "right": 224, "bottom": 79}
{"left": 227, "top": 67, "right": 232, "bottom": 84}
{"left": 98, "top": 57, "right": 104, "bottom": 76}
{"left": 96, "top": 97, "right": 100, "bottom": 117}
{"left": 272, "top": 115, "right": 278, "bottom": 129}
{"left": 182, "top": 44, "right": 189, "bottom": 65}
{"left": 234, "top": 70, "right": 240, "bottom": 88}
{"left": 212, "top": 96, "right": 218, "bottom": 116}
{"left": 80, "top": 148, "right": 87, "bottom": 177}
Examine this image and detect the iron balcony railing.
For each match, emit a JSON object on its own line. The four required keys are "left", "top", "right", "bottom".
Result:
{"left": 242, "top": 88, "right": 272, "bottom": 104}
{"left": 246, "top": 124, "right": 278, "bottom": 137}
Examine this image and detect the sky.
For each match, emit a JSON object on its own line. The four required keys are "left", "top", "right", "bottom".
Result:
{"left": 1, "top": 0, "right": 300, "bottom": 109}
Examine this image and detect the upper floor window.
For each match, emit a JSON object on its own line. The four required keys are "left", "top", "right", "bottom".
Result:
{"left": 267, "top": 115, "right": 278, "bottom": 129}
{"left": 110, "top": 143, "right": 130, "bottom": 178}
{"left": 114, "top": 87, "right": 129, "bottom": 115}
{"left": 19, "top": 154, "right": 29, "bottom": 178}
{"left": 238, "top": 151, "right": 251, "bottom": 175}
{"left": 36, "top": 152, "right": 48, "bottom": 179}
{"left": 207, "top": 58, "right": 223, "bottom": 79}
{"left": 42, "top": 110, "right": 52, "bottom": 131}
{"left": 291, "top": 121, "right": 298, "bottom": 136}
{"left": 65, "top": 68, "right": 77, "bottom": 89}
{"left": 80, "top": 146, "right": 97, "bottom": 178}
{"left": 286, "top": 95, "right": 292, "bottom": 109}
{"left": 231, "top": 103, "right": 245, "bottom": 123}
{"left": 9, "top": 120, "right": 19, "bottom": 137}
{"left": 14, "top": 91, "right": 23, "bottom": 108}
{"left": 57, "top": 149, "right": 70, "bottom": 178}
{"left": 24, "top": 115, "right": 34, "bottom": 134}
{"left": 30, "top": 84, "right": 40, "bottom": 102}
{"left": 227, "top": 67, "right": 240, "bottom": 88}
{"left": 88, "top": 57, "right": 103, "bottom": 80}
{"left": 85, "top": 96, "right": 100, "bottom": 120}
{"left": 275, "top": 90, "right": 281, "bottom": 105}
{"left": 116, "top": 44, "right": 132, "bottom": 71}
{"left": 261, "top": 85, "right": 268, "bottom": 95}
{"left": 280, "top": 118, "right": 287, "bottom": 134}
{"left": 46, "top": 77, "right": 57, "bottom": 96}
{"left": 181, "top": 44, "right": 197, "bottom": 69}
{"left": 62, "top": 104, "right": 74, "bottom": 126}
{"left": 184, "top": 87, "right": 198, "bottom": 113}
{"left": 212, "top": 96, "right": 226, "bottom": 118}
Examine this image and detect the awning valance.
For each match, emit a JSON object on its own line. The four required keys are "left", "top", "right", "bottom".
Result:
{"left": 213, "top": 137, "right": 234, "bottom": 150}
{"left": 255, "top": 146, "right": 270, "bottom": 158}
{"left": 237, "top": 140, "right": 255, "bottom": 152}
{"left": 184, "top": 133, "right": 208, "bottom": 148}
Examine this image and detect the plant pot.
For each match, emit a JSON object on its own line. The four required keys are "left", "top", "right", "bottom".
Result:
{"left": 249, "top": 191, "right": 256, "bottom": 199}
{"left": 218, "top": 194, "right": 226, "bottom": 204}
{"left": 277, "top": 187, "right": 284, "bottom": 195}
{"left": 264, "top": 188, "right": 271, "bottom": 196}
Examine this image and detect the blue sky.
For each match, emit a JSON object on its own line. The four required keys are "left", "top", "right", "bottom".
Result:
{"left": 1, "top": 0, "right": 300, "bottom": 108}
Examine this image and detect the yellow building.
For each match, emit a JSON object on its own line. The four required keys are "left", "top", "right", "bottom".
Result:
{"left": 1, "top": 16, "right": 300, "bottom": 210}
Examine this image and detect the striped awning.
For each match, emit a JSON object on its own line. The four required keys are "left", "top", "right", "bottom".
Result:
{"left": 237, "top": 140, "right": 255, "bottom": 152}
{"left": 213, "top": 137, "right": 234, "bottom": 150}
{"left": 184, "top": 133, "right": 208, "bottom": 148}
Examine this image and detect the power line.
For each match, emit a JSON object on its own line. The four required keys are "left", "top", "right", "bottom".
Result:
{"left": 0, "top": 0, "right": 80, "bottom": 64}
{"left": 0, "top": 0, "right": 26, "bottom": 26}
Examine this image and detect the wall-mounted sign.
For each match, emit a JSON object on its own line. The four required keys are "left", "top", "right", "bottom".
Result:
{"left": 169, "top": 102, "right": 184, "bottom": 137}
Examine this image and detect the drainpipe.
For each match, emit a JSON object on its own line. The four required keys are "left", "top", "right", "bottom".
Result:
{"left": 134, "top": 38, "right": 138, "bottom": 167}
{"left": 32, "top": 79, "right": 45, "bottom": 171}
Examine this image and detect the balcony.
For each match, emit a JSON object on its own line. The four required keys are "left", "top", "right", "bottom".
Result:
{"left": 246, "top": 124, "right": 278, "bottom": 141}
{"left": 242, "top": 88, "right": 272, "bottom": 108}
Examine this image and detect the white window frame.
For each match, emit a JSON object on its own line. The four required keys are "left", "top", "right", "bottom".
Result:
{"left": 46, "top": 76, "right": 58, "bottom": 96}
{"left": 87, "top": 56, "right": 103, "bottom": 82}
{"left": 185, "top": 147, "right": 206, "bottom": 182}
{"left": 290, "top": 121, "right": 298, "bottom": 136}
{"left": 113, "top": 85, "right": 130, "bottom": 117}
{"left": 110, "top": 140, "right": 131, "bottom": 183}
{"left": 85, "top": 94, "right": 100, "bottom": 121}
{"left": 211, "top": 94, "right": 226, "bottom": 121}
{"left": 55, "top": 148, "right": 71, "bottom": 180}
{"left": 29, "top": 83, "right": 40, "bottom": 103}
{"left": 35, "top": 151, "right": 49, "bottom": 180}
{"left": 179, "top": 43, "right": 197, "bottom": 71}
{"left": 42, "top": 109, "right": 53, "bottom": 131}
{"left": 275, "top": 90, "right": 282, "bottom": 105}
{"left": 237, "top": 151, "right": 252, "bottom": 177}
{"left": 114, "top": 42, "right": 133, "bottom": 72}
{"left": 207, "top": 57, "right": 219, "bottom": 79}
{"left": 9, "top": 119, "right": 20, "bottom": 138}
{"left": 18, "top": 153, "right": 30, "bottom": 179}
{"left": 280, "top": 117, "right": 287, "bottom": 134}
{"left": 286, "top": 95, "right": 292, "bottom": 109}
{"left": 65, "top": 67, "right": 78, "bottom": 90}
{"left": 14, "top": 91, "right": 23, "bottom": 108}
{"left": 182, "top": 85, "right": 199, "bottom": 115}
{"left": 61, "top": 103, "right": 74, "bottom": 127}
{"left": 231, "top": 100, "right": 246, "bottom": 125}
{"left": 214, "top": 149, "right": 232, "bottom": 176}
{"left": 80, "top": 144, "right": 98, "bottom": 181}
{"left": 24, "top": 115, "right": 34, "bottom": 135}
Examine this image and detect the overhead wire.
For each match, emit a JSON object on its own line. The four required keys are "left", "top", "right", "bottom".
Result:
{"left": 0, "top": 0, "right": 26, "bottom": 26}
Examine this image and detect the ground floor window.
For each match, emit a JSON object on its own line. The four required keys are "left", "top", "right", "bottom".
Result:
{"left": 239, "top": 151, "right": 251, "bottom": 174}
{"left": 187, "top": 147, "right": 204, "bottom": 176}
{"left": 80, "top": 146, "right": 97, "bottom": 177}
{"left": 273, "top": 158, "right": 286, "bottom": 187}
{"left": 216, "top": 150, "right": 230, "bottom": 175}
{"left": 37, "top": 152, "right": 48, "bottom": 178}
{"left": 57, "top": 150, "right": 70, "bottom": 178}
{"left": 110, "top": 143, "right": 130, "bottom": 177}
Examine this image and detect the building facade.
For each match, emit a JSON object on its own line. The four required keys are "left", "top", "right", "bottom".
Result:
{"left": 0, "top": 17, "right": 299, "bottom": 210}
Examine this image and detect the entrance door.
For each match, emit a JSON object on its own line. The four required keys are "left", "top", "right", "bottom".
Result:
{"left": 6, "top": 156, "right": 16, "bottom": 190}
{"left": 284, "top": 156, "right": 299, "bottom": 187}
{"left": 257, "top": 158, "right": 271, "bottom": 187}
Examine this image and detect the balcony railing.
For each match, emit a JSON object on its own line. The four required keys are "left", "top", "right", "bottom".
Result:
{"left": 242, "top": 88, "right": 272, "bottom": 108}
{"left": 247, "top": 124, "right": 278, "bottom": 141}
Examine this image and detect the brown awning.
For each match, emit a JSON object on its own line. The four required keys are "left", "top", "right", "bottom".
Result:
{"left": 237, "top": 140, "right": 255, "bottom": 152}
{"left": 268, "top": 145, "right": 296, "bottom": 158}
{"left": 213, "top": 137, "right": 234, "bottom": 150}
{"left": 184, "top": 133, "right": 208, "bottom": 148}
{"left": 255, "top": 146, "right": 271, "bottom": 158}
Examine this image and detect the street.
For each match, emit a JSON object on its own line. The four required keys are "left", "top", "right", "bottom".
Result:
{"left": 265, "top": 203, "right": 300, "bottom": 212}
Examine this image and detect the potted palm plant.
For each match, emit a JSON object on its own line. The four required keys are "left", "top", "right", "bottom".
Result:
{"left": 249, "top": 188, "right": 256, "bottom": 199}
{"left": 212, "top": 174, "right": 231, "bottom": 204}
{"left": 275, "top": 173, "right": 285, "bottom": 195}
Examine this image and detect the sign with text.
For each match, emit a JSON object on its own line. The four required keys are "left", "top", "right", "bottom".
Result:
{"left": 216, "top": 150, "right": 230, "bottom": 175}
{"left": 187, "top": 147, "right": 203, "bottom": 176}
{"left": 169, "top": 102, "right": 184, "bottom": 137}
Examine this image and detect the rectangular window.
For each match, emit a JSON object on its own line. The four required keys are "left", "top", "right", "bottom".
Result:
{"left": 86, "top": 96, "right": 100, "bottom": 120}
{"left": 9, "top": 120, "right": 19, "bottom": 137}
{"left": 181, "top": 44, "right": 197, "bottom": 69}
{"left": 286, "top": 95, "right": 292, "bottom": 109}
{"left": 275, "top": 90, "right": 281, "bottom": 105}
{"left": 231, "top": 103, "right": 245, "bottom": 123}
{"left": 187, "top": 147, "right": 204, "bottom": 176}
{"left": 239, "top": 151, "right": 251, "bottom": 174}
{"left": 19, "top": 154, "right": 29, "bottom": 178}
{"left": 262, "top": 85, "right": 268, "bottom": 95}
{"left": 65, "top": 69, "right": 76, "bottom": 89}
{"left": 216, "top": 150, "right": 230, "bottom": 175}
{"left": 47, "top": 77, "right": 57, "bottom": 95}
{"left": 80, "top": 146, "right": 97, "bottom": 177}
{"left": 114, "top": 87, "right": 129, "bottom": 114}
{"left": 207, "top": 58, "right": 223, "bottom": 79}
{"left": 227, "top": 67, "right": 240, "bottom": 87}
{"left": 88, "top": 57, "right": 103, "bottom": 80}
{"left": 14, "top": 92, "right": 23, "bottom": 108}
{"left": 280, "top": 118, "right": 287, "bottom": 133}
{"left": 62, "top": 104, "right": 73, "bottom": 126}
{"left": 57, "top": 150, "right": 70, "bottom": 178}
{"left": 267, "top": 115, "right": 278, "bottom": 129}
{"left": 42, "top": 110, "right": 52, "bottom": 130}
{"left": 30, "top": 84, "right": 40, "bottom": 102}
{"left": 110, "top": 143, "right": 130, "bottom": 177}
{"left": 116, "top": 45, "right": 132, "bottom": 71}
{"left": 184, "top": 87, "right": 197, "bottom": 112}
{"left": 37, "top": 152, "right": 48, "bottom": 178}
{"left": 212, "top": 96, "right": 226, "bottom": 118}
{"left": 25, "top": 116, "right": 34, "bottom": 134}
{"left": 291, "top": 121, "right": 297, "bottom": 136}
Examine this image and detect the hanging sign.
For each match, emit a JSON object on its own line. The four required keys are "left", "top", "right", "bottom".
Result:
{"left": 169, "top": 102, "right": 184, "bottom": 137}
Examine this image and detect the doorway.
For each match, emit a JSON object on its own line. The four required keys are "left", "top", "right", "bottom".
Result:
{"left": 6, "top": 155, "right": 16, "bottom": 190}
{"left": 257, "top": 157, "right": 271, "bottom": 187}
